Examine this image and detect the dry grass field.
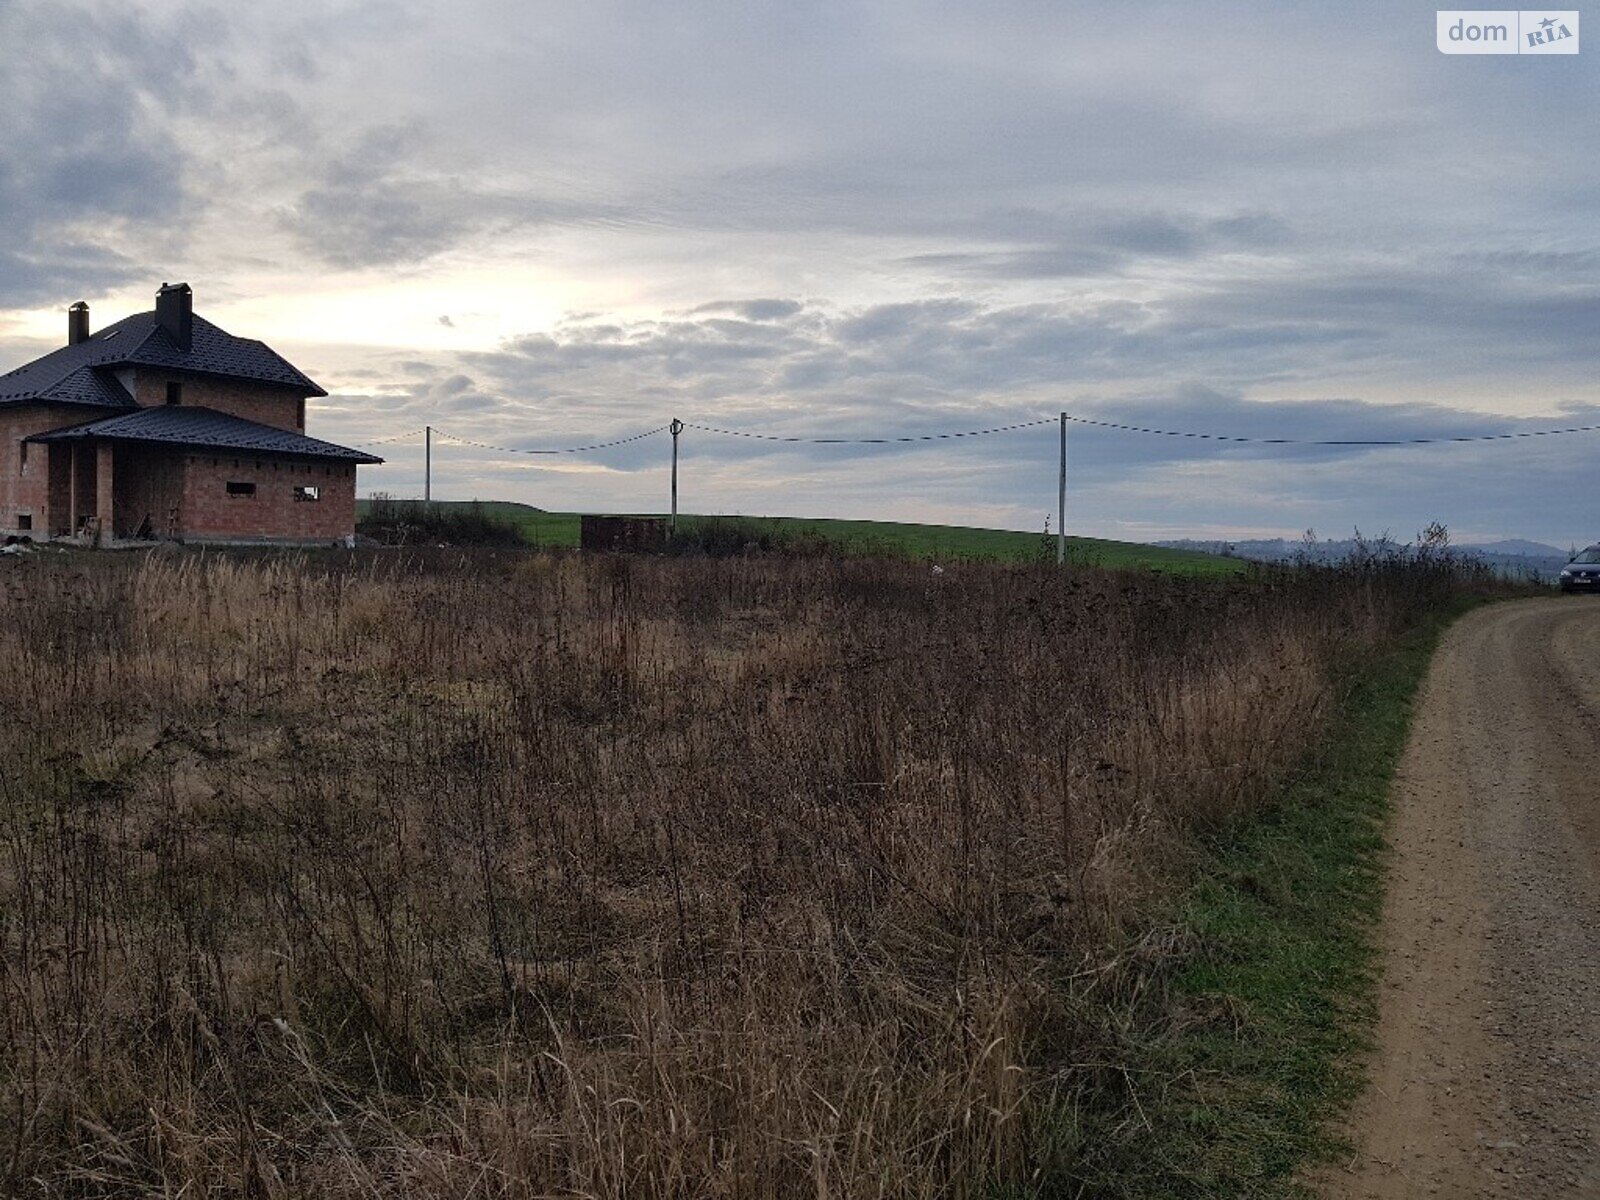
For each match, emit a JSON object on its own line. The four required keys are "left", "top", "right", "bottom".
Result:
{"left": 0, "top": 547, "right": 1489, "bottom": 1197}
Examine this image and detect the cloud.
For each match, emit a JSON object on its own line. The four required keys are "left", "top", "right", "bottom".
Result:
{"left": 322, "top": 281, "right": 1600, "bottom": 546}
{"left": 898, "top": 210, "right": 1298, "bottom": 280}
{"left": 0, "top": 3, "right": 203, "bottom": 306}
{"left": 4, "top": 0, "right": 1600, "bottom": 543}
{"left": 690, "top": 299, "right": 805, "bottom": 322}
{"left": 279, "top": 124, "right": 491, "bottom": 268}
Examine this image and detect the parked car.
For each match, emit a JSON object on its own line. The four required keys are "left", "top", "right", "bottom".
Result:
{"left": 1558, "top": 545, "right": 1600, "bottom": 593}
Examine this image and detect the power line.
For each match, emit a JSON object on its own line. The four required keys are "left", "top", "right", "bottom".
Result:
{"left": 431, "top": 425, "right": 671, "bottom": 455}
{"left": 352, "top": 409, "right": 1600, "bottom": 563}
{"left": 357, "top": 426, "right": 428, "bottom": 446}
{"left": 684, "top": 417, "right": 1056, "bottom": 444}
{"left": 358, "top": 410, "right": 1600, "bottom": 458}
{"left": 1060, "top": 413, "right": 1600, "bottom": 446}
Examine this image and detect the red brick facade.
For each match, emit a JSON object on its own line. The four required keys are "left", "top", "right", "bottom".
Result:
{"left": 111, "top": 445, "right": 187, "bottom": 539}
{"left": 1, "top": 288, "right": 373, "bottom": 544}
{"left": 0, "top": 404, "right": 84, "bottom": 536}
{"left": 179, "top": 455, "right": 356, "bottom": 542}
{"left": 2, "top": 434, "right": 362, "bottom": 545}
{"left": 132, "top": 371, "right": 305, "bottom": 433}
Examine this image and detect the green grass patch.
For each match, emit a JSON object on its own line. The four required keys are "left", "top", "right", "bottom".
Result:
{"left": 1042, "top": 604, "right": 1474, "bottom": 1198}
{"left": 355, "top": 500, "right": 1242, "bottom": 575}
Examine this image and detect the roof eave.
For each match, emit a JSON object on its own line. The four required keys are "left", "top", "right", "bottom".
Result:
{"left": 24, "top": 422, "right": 383, "bottom": 465}
{"left": 132, "top": 362, "right": 329, "bottom": 398}
{"left": 0, "top": 392, "right": 136, "bottom": 411}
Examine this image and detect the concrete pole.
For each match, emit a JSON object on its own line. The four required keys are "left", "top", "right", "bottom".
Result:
{"left": 1057, "top": 413, "right": 1067, "bottom": 565}
{"left": 669, "top": 419, "right": 684, "bottom": 534}
{"left": 424, "top": 425, "right": 432, "bottom": 503}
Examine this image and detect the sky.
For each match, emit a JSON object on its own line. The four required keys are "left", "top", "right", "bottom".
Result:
{"left": 1, "top": 0, "right": 1597, "bottom": 546}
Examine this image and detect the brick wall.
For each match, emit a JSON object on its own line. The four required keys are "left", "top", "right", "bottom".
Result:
{"left": 133, "top": 371, "right": 307, "bottom": 432}
{"left": 1, "top": 375, "right": 352, "bottom": 541}
{"left": 47, "top": 445, "right": 70, "bottom": 536}
{"left": 72, "top": 445, "right": 98, "bottom": 535}
{"left": 0, "top": 404, "right": 83, "bottom": 537}
{"left": 112, "top": 445, "right": 186, "bottom": 539}
{"left": 180, "top": 453, "right": 358, "bottom": 542}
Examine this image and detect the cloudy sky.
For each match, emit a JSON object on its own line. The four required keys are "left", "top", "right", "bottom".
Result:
{"left": 2, "top": 0, "right": 1597, "bottom": 545}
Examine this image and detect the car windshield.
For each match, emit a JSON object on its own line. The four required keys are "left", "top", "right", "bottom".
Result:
{"left": 1572, "top": 548, "right": 1600, "bottom": 564}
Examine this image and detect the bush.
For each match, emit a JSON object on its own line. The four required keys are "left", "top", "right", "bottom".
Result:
{"left": 359, "top": 494, "right": 526, "bottom": 547}
{"left": 668, "top": 515, "right": 836, "bottom": 557}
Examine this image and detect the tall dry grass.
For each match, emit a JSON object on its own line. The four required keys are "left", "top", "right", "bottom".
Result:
{"left": 0, "top": 547, "right": 1486, "bottom": 1197}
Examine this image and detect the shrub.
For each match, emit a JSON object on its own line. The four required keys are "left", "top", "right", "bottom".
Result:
{"left": 668, "top": 515, "right": 835, "bottom": 557}
{"left": 359, "top": 494, "right": 526, "bottom": 547}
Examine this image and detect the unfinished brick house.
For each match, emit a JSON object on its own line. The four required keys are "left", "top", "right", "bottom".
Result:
{"left": 0, "top": 283, "right": 381, "bottom": 545}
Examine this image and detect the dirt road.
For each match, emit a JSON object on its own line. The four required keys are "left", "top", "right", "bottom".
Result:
{"left": 1324, "top": 599, "right": 1600, "bottom": 1198}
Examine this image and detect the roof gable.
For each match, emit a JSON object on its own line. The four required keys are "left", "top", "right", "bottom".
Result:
{"left": 0, "top": 318, "right": 142, "bottom": 406}
{"left": 127, "top": 314, "right": 326, "bottom": 395}
{"left": 39, "top": 366, "right": 137, "bottom": 407}
{"left": 0, "top": 308, "right": 326, "bottom": 409}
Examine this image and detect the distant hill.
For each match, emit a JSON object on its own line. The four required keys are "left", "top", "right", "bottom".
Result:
{"left": 1469, "top": 538, "right": 1570, "bottom": 558}
{"left": 1156, "top": 536, "right": 1568, "bottom": 582}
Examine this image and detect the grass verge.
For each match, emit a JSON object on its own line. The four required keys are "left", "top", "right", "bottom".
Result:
{"left": 1044, "top": 602, "right": 1476, "bottom": 1198}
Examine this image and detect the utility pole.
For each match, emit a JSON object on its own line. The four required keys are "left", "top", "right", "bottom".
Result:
{"left": 424, "top": 425, "right": 432, "bottom": 503}
{"left": 669, "top": 418, "right": 684, "bottom": 534}
{"left": 1057, "top": 412, "right": 1067, "bottom": 565}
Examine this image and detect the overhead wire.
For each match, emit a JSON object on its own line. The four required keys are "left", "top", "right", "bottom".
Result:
{"left": 356, "top": 427, "right": 428, "bottom": 446}
{"left": 683, "top": 417, "right": 1056, "bottom": 443}
{"left": 430, "top": 425, "right": 671, "bottom": 455}
{"left": 1059, "top": 413, "right": 1600, "bottom": 446}
{"left": 357, "top": 411, "right": 1600, "bottom": 458}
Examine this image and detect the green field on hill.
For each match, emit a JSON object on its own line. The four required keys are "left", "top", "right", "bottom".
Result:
{"left": 356, "top": 499, "right": 1245, "bottom": 575}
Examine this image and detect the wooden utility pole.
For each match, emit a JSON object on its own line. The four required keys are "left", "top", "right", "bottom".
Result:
{"left": 424, "top": 425, "right": 432, "bottom": 503}
{"left": 1057, "top": 412, "right": 1067, "bottom": 565}
{"left": 669, "top": 418, "right": 684, "bottom": 533}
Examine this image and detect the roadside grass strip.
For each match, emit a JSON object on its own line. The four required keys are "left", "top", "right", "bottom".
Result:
{"left": 1043, "top": 608, "right": 1469, "bottom": 1198}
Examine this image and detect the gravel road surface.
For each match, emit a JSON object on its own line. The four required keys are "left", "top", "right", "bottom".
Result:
{"left": 1324, "top": 599, "right": 1600, "bottom": 1197}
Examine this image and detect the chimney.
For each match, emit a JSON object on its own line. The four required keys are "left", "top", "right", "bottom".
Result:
{"left": 67, "top": 301, "right": 90, "bottom": 346}
{"left": 155, "top": 281, "right": 193, "bottom": 352}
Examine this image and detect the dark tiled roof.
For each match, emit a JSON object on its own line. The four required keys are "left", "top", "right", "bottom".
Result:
{"left": 123, "top": 314, "right": 325, "bottom": 394}
{"left": 27, "top": 406, "right": 383, "bottom": 463}
{"left": 37, "top": 365, "right": 137, "bottom": 407}
{"left": 0, "top": 310, "right": 326, "bottom": 409}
